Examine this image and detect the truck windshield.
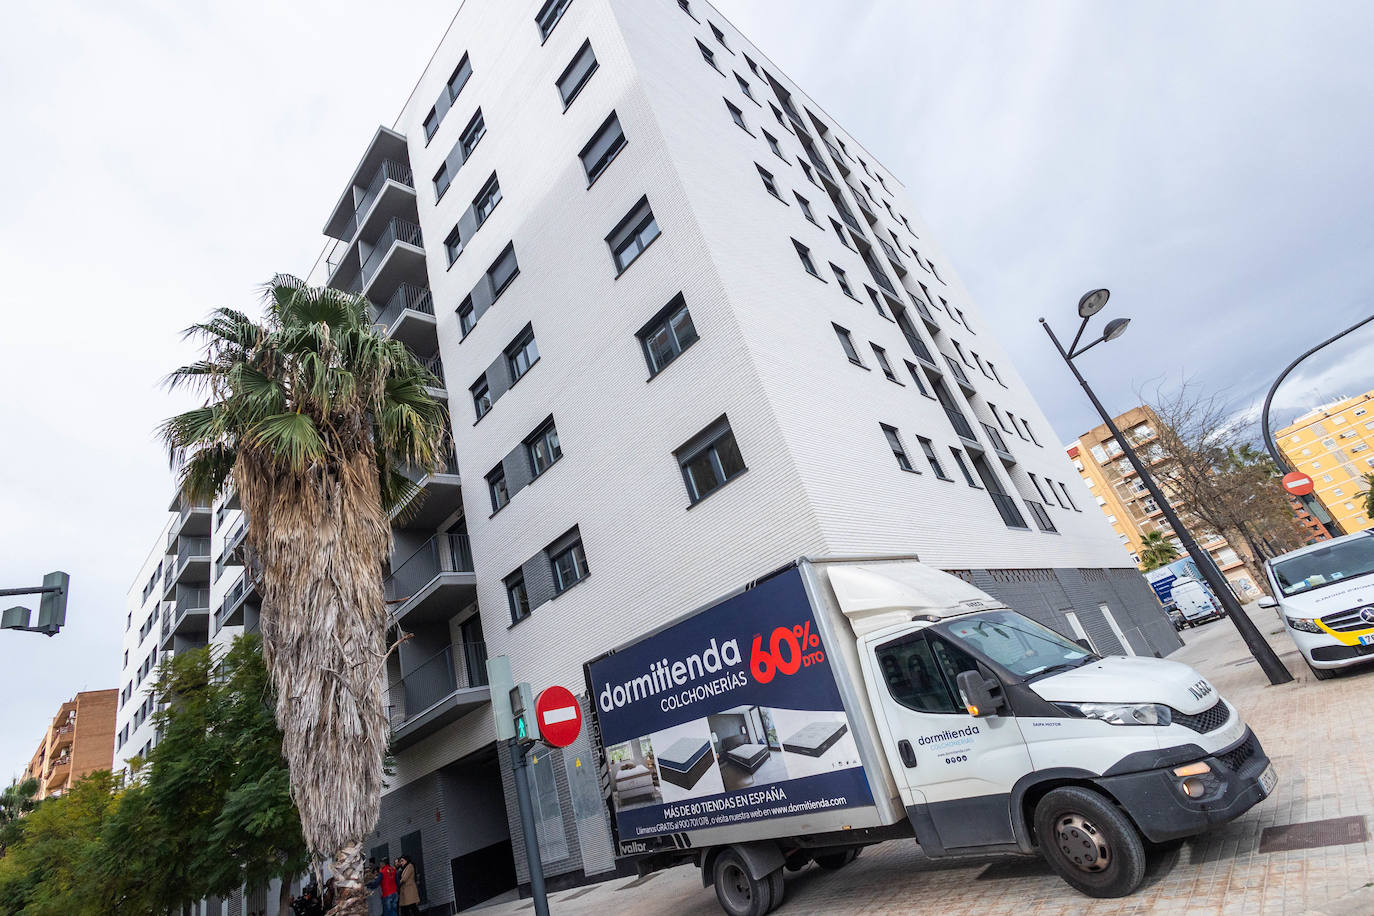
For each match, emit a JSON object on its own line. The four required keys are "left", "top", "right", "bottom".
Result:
{"left": 1271, "top": 535, "right": 1374, "bottom": 596}
{"left": 939, "top": 611, "right": 1092, "bottom": 679}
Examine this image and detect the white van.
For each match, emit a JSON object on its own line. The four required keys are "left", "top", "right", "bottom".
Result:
{"left": 1169, "top": 577, "right": 1223, "bottom": 628}
{"left": 1261, "top": 531, "right": 1374, "bottom": 680}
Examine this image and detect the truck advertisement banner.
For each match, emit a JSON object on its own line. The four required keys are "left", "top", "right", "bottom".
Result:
{"left": 586, "top": 568, "right": 874, "bottom": 843}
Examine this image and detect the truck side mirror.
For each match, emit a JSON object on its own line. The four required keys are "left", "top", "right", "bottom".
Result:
{"left": 1256, "top": 597, "right": 1277, "bottom": 609}
{"left": 955, "top": 670, "right": 1004, "bottom": 717}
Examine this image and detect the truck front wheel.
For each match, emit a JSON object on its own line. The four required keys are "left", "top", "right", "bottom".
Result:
{"left": 712, "top": 849, "right": 775, "bottom": 916}
{"left": 1033, "top": 787, "right": 1146, "bottom": 898}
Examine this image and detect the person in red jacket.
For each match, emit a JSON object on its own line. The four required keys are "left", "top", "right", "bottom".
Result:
{"left": 366, "top": 858, "right": 399, "bottom": 916}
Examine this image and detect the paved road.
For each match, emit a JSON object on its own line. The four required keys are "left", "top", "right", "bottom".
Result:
{"left": 478, "top": 604, "right": 1374, "bottom": 915}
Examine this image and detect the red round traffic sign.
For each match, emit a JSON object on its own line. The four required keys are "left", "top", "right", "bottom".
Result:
{"left": 1282, "top": 471, "right": 1315, "bottom": 497}
{"left": 535, "top": 685, "right": 582, "bottom": 748}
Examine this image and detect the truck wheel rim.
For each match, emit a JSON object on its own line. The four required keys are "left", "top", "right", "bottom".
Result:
{"left": 1054, "top": 813, "right": 1111, "bottom": 872}
{"left": 722, "top": 863, "right": 752, "bottom": 906}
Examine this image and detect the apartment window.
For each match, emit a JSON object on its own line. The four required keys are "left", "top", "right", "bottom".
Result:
{"left": 433, "top": 161, "right": 453, "bottom": 202}
{"left": 798, "top": 159, "right": 820, "bottom": 186}
{"left": 548, "top": 529, "right": 589, "bottom": 593}
{"left": 459, "top": 108, "right": 486, "bottom": 159}
{"left": 792, "top": 239, "right": 821, "bottom": 277}
{"left": 446, "top": 54, "right": 473, "bottom": 102}
{"left": 830, "top": 218, "right": 854, "bottom": 249}
{"left": 831, "top": 264, "right": 857, "bottom": 299}
{"left": 1008, "top": 412, "right": 1029, "bottom": 441}
{"left": 487, "top": 466, "right": 510, "bottom": 512}
{"left": 1058, "top": 481, "right": 1081, "bottom": 511}
{"left": 487, "top": 243, "right": 520, "bottom": 299}
{"left": 905, "top": 360, "right": 932, "bottom": 397}
{"left": 725, "top": 98, "right": 748, "bottom": 131}
{"left": 952, "top": 339, "right": 974, "bottom": 367}
{"left": 608, "top": 197, "right": 661, "bottom": 273}
{"left": 833, "top": 323, "right": 862, "bottom": 365}
{"left": 526, "top": 417, "right": 563, "bottom": 477}
{"left": 919, "top": 436, "right": 950, "bottom": 479}
{"left": 557, "top": 40, "right": 598, "bottom": 108}
{"left": 422, "top": 54, "right": 472, "bottom": 142}
{"left": 1020, "top": 417, "right": 1041, "bottom": 446}
{"left": 950, "top": 448, "right": 979, "bottom": 487}
{"left": 697, "top": 40, "right": 721, "bottom": 72}
{"left": 457, "top": 296, "right": 476, "bottom": 336}
{"left": 473, "top": 173, "right": 502, "bottom": 226}
{"left": 709, "top": 21, "right": 730, "bottom": 50}
{"left": 755, "top": 164, "right": 784, "bottom": 200}
{"left": 638, "top": 293, "right": 699, "bottom": 376}
{"left": 763, "top": 130, "right": 784, "bottom": 160}
{"left": 770, "top": 103, "right": 789, "bottom": 130}
{"left": 956, "top": 308, "right": 973, "bottom": 332}
{"left": 1028, "top": 473, "right": 1051, "bottom": 503}
{"left": 744, "top": 54, "right": 759, "bottom": 75}
{"left": 677, "top": 0, "right": 696, "bottom": 18}
{"left": 872, "top": 344, "right": 898, "bottom": 382}
{"left": 423, "top": 108, "right": 441, "bottom": 142}
{"left": 535, "top": 0, "right": 572, "bottom": 41}
{"left": 987, "top": 362, "right": 1005, "bottom": 386}
{"left": 580, "top": 112, "right": 626, "bottom": 184}
{"left": 444, "top": 224, "right": 464, "bottom": 266}
{"left": 676, "top": 416, "right": 747, "bottom": 504}
{"left": 506, "top": 324, "right": 540, "bottom": 381}
{"left": 506, "top": 572, "right": 531, "bottom": 624}
{"left": 471, "top": 377, "right": 492, "bottom": 420}
{"left": 735, "top": 73, "right": 755, "bottom": 100}
{"left": 973, "top": 352, "right": 994, "bottom": 379}
{"left": 794, "top": 193, "right": 817, "bottom": 223}
{"left": 866, "top": 287, "right": 888, "bottom": 319}
{"left": 882, "top": 424, "right": 915, "bottom": 472}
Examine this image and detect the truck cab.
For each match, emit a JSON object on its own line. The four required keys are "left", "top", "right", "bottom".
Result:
{"left": 826, "top": 562, "right": 1274, "bottom": 898}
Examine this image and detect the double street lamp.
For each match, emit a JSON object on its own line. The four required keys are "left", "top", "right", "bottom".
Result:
{"left": 1041, "top": 291, "right": 1293, "bottom": 686}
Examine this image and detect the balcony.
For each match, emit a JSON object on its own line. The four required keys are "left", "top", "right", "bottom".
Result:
{"left": 162, "top": 586, "right": 210, "bottom": 648}
{"left": 903, "top": 331, "right": 936, "bottom": 368}
{"left": 877, "top": 237, "right": 906, "bottom": 274}
{"left": 45, "top": 755, "right": 70, "bottom": 787}
{"left": 981, "top": 423, "right": 1015, "bottom": 462}
{"left": 943, "top": 355, "right": 976, "bottom": 392}
{"left": 384, "top": 533, "right": 475, "bottom": 626}
{"left": 391, "top": 641, "right": 490, "bottom": 751}
{"left": 848, "top": 183, "right": 878, "bottom": 222}
{"left": 988, "top": 491, "right": 1030, "bottom": 530}
{"left": 323, "top": 126, "right": 410, "bottom": 241}
{"left": 217, "top": 572, "right": 260, "bottom": 630}
{"left": 168, "top": 495, "right": 211, "bottom": 539}
{"left": 390, "top": 450, "right": 462, "bottom": 530}
{"left": 373, "top": 282, "right": 437, "bottom": 351}
{"left": 1026, "top": 501, "right": 1058, "bottom": 533}
{"left": 823, "top": 139, "right": 851, "bottom": 175}
{"left": 418, "top": 352, "right": 446, "bottom": 398}
{"left": 164, "top": 536, "right": 211, "bottom": 598}
{"left": 803, "top": 143, "right": 835, "bottom": 182}
{"left": 51, "top": 723, "right": 74, "bottom": 752}
{"left": 943, "top": 406, "right": 978, "bottom": 443}
{"left": 360, "top": 217, "right": 424, "bottom": 294}
{"left": 222, "top": 517, "right": 247, "bottom": 564}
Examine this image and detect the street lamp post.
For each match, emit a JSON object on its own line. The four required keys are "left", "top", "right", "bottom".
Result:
{"left": 1041, "top": 290, "right": 1293, "bottom": 686}
{"left": 1258, "top": 311, "right": 1374, "bottom": 538}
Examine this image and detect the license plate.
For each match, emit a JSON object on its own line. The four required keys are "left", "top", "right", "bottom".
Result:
{"left": 1259, "top": 763, "right": 1278, "bottom": 797}
{"left": 1360, "top": 634, "right": 1374, "bottom": 646}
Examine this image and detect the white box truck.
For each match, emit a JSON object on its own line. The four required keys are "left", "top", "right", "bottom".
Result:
{"left": 584, "top": 557, "right": 1275, "bottom": 915}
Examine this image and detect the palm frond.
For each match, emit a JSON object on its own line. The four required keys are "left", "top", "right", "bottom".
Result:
{"left": 245, "top": 412, "right": 326, "bottom": 473}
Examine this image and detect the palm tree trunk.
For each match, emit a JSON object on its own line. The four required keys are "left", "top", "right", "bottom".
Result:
{"left": 329, "top": 841, "right": 368, "bottom": 915}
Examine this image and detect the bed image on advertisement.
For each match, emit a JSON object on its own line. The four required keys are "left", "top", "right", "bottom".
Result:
{"left": 723, "top": 742, "right": 770, "bottom": 772}
{"left": 657, "top": 737, "right": 714, "bottom": 789}
{"left": 782, "top": 721, "right": 849, "bottom": 758}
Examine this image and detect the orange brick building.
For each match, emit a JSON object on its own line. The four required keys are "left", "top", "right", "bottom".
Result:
{"left": 22, "top": 689, "right": 118, "bottom": 799}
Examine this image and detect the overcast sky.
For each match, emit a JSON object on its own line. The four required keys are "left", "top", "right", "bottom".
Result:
{"left": 2, "top": 0, "right": 1372, "bottom": 780}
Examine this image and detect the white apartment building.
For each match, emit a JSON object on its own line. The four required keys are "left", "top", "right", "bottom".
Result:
{"left": 116, "top": 1, "right": 1178, "bottom": 912}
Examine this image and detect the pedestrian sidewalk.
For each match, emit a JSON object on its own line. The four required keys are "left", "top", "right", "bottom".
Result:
{"left": 475, "top": 602, "right": 1374, "bottom": 915}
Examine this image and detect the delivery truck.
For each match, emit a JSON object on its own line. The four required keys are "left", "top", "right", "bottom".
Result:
{"left": 583, "top": 557, "right": 1275, "bottom": 915}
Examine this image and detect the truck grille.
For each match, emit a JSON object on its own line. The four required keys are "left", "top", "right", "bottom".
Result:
{"left": 1216, "top": 732, "right": 1258, "bottom": 773}
{"left": 1320, "top": 606, "right": 1374, "bottom": 633}
{"left": 1173, "top": 700, "right": 1231, "bottom": 733}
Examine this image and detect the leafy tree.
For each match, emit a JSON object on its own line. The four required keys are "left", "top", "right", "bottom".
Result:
{"left": 0, "top": 778, "right": 40, "bottom": 856}
{"left": 1362, "top": 472, "right": 1374, "bottom": 522}
{"left": 0, "top": 772, "right": 117, "bottom": 916}
{"left": 161, "top": 278, "right": 447, "bottom": 913}
{"left": 1139, "top": 531, "right": 1181, "bottom": 570}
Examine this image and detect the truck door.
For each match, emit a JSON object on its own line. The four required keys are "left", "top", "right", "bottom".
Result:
{"left": 867, "top": 628, "right": 1033, "bottom": 851}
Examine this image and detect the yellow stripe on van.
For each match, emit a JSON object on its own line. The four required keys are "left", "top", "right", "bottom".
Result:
{"left": 1314, "top": 619, "right": 1374, "bottom": 645}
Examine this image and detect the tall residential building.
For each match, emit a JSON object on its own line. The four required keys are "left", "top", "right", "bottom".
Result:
{"left": 22, "top": 689, "right": 117, "bottom": 800}
{"left": 291, "top": 1, "right": 1180, "bottom": 909}
{"left": 1277, "top": 389, "right": 1374, "bottom": 535}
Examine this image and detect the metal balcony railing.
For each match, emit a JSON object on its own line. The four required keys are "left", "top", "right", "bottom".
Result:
{"left": 177, "top": 537, "right": 211, "bottom": 569}
{"left": 360, "top": 218, "right": 423, "bottom": 285}
{"left": 848, "top": 184, "right": 876, "bottom": 218}
{"left": 1026, "top": 500, "right": 1057, "bottom": 533}
{"left": 419, "top": 352, "right": 445, "bottom": 386}
{"left": 374, "top": 282, "right": 434, "bottom": 331}
{"left": 823, "top": 140, "right": 849, "bottom": 173}
{"left": 399, "top": 641, "right": 488, "bottom": 720}
{"left": 177, "top": 498, "right": 210, "bottom": 527}
{"left": 903, "top": 331, "right": 935, "bottom": 366}
{"left": 943, "top": 406, "right": 976, "bottom": 442}
{"left": 989, "top": 491, "right": 1030, "bottom": 529}
{"left": 353, "top": 159, "right": 414, "bottom": 227}
{"left": 911, "top": 295, "right": 937, "bottom": 325}
{"left": 878, "top": 236, "right": 904, "bottom": 266}
{"left": 861, "top": 249, "right": 897, "bottom": 296}
{"left": 943, "top": 355, "right": 972, "bottom": 386}
{"left": 383, "top": 533, "right": 474, "bottom": 606}
{"left": 803, "top": 143, "right": 834, "bottom": 181}
{"left": 175, "top": 586, "right": 210, "bottom": 616}
{"left": 833, "top": 196, "right": 863, "bottom": 233}
{"left": 981, "top": 423, "right": 1011, "bottom": 454}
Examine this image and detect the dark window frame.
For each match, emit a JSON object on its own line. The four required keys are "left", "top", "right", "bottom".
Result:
{"left": 607, "top": 197, "right": 661, "bottom": 275}
{"left": 487, "top": 464, "right": 510, "bottom": 513}
{"left": 525, "top": 416, "right": 563, "bottom": 478}
{"left": 557, "top": 39, "right": 599, "bottom": 109}
{"left": 676, "top": 416, "right": 748, "bottom": 506}
{"left": 832, "top": 323, "right": 863, "bottom": 366}
{"left": 882, "top": 424, "right": 916, "bottom": 472}
{"left": 536, "top": 0, "right": 573, "bottom": 42}
{"left": 487, "top": 242, "right": 520, "bottom": 302}
{"left": 579, "top": 111, "right": 627, "bottom": 186}
{"left": 506, "top": 571, "right": 531, "bottom": 624}
{"left": 919, "top": 436, "right": 951, "bottom": 480}
{"left": 638, "top": 292, "right": 700, "bottom": 378}
{"left": 505, "top": 323, "right": 540, "bottom": 383}
{"left": 471, "top": 375, "right": 492, "bottom": 421}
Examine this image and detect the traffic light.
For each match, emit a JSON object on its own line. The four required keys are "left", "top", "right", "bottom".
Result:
{"left": 509, "top": 682, "right": 539, "bottom": 744}
{"left": 37, "top": 572, "right": 69, "bottom": 632}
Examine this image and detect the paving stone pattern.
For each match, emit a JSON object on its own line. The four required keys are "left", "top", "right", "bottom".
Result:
{"left": 472, "top": 603, "right": 1374, "bottom": 915}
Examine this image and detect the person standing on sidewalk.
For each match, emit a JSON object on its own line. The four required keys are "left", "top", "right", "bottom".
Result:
{"left": 396, "top": 855, "right": 421, "bottom": 916}
{"left": 367, "top": 857, "right": 399, "bottom": 916}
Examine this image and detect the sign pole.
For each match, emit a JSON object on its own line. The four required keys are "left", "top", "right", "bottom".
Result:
{"left": 510, "top": 739, "right": 550, "bottom": 916}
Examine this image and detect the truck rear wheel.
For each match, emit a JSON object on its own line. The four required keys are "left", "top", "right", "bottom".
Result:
{"left": 1033, "top": 787, "right": 1146, "bottom": 898}
{"left": 712, "top": 850, "right": 774, "bottom": 916}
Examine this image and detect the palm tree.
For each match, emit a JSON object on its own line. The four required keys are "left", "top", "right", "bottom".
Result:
{"left": 0, "top": 777, "right": 40, "bottom": 854}
{"left": 161, "top": 277, "right": 448, "bottom": 914}
{"left": 1362, "top": 472, "right": 1374, "bottom": 523}
{"left": 1139, "top": 531, "right": 1181, "bottom": 571}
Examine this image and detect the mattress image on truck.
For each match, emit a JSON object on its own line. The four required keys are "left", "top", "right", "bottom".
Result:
{"left": 781, "top": 721, "right": 849, "bottom": 758}
{"left": 657, "top": 737, "right": 715, "bottom": 789}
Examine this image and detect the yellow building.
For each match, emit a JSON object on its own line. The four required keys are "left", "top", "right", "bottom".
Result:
{"left": 1276, "top": 390, "right": 1374, "bottom": 535}
{"left": 1067, "top": 406, "right": 1260, "bottom": 596}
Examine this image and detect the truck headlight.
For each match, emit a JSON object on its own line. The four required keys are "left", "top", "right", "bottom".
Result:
{"left": 1055, "top": 702, "right": 1173, "bottom": 726}
{"left": 1285, "top": 616, "right": 1323, "bottom": 634}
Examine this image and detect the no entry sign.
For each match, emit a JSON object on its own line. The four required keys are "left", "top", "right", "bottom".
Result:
{"left": 1282, "top": 471, "right": 1315, "bottom": 497}
{"left": 535, "top": 685, "right": 582, "bottom": 748}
